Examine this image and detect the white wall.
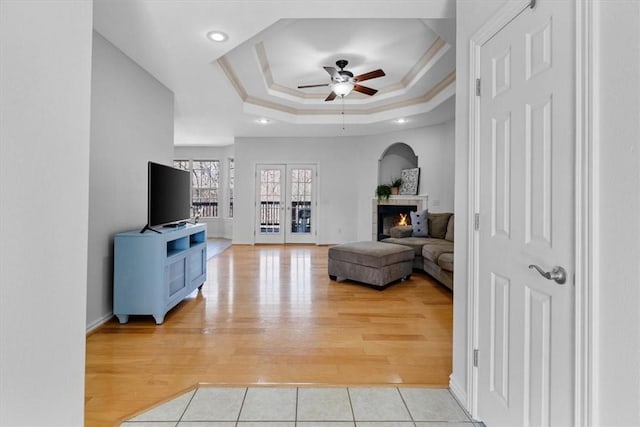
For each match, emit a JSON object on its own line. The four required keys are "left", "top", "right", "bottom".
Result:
{"left": 452, "top": 0, "right": 508, "bottom": 404}
{"left": 594, "top": 2, "right": 640, "bottom": 424}
{"left": 174, "top": 145, "right": 235, "bottom": 239}
{"left": 233, "top": 123, "right": 455, "bottom": 245}
{"left": 86, "top": 32, "right": 174, "bottom": 330}
{"left": 0, "top": 2, "right": 92, "bottom": 425}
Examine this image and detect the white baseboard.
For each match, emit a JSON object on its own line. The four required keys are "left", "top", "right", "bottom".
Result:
{"left": 449, "top": 373, "right": 469, "bottom": 413}
{"left": 86, "top": 312, "right": 113, "bottom": 334}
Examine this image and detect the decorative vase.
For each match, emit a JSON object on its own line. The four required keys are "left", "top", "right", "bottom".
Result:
{"left": 391, "top": 187, "right": 399, "bottom": 195}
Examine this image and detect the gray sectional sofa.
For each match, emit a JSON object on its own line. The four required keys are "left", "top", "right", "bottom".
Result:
{"left": 381, "top": 212, "right": 454, "bottom": 290}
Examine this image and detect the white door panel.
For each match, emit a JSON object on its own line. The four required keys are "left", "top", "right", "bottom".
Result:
{"left": 476, "top": 1, "right": 574, "bottom": 426}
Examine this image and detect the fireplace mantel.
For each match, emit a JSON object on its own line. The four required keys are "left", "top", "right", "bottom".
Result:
{"left": 371, "top": 195, "right": 428, "bottom": 241}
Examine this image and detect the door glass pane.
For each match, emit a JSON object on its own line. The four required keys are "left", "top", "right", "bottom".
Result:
{"left": 259, "top": 169, "right": 281, "bottom": 233}
{"left": 290, "top": 168, "right": 312, "bottom": 234}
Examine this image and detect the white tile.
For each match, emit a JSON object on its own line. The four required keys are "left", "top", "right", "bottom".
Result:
{"left": 355, "top": 423, "right": 414, "bottom": 427}
{"left": 177, "top": 423, "right": 236, "bottom": 427}
{"left": 297, "top": 388, "right": 353, "bottom": 421}
{"left": 121, "top": 423, "right": 177, "bottom": 427}
{"left": 298, "top": 423, "right": 355, "bottom": 427}
{"left": 129, "top": 390, "right": 195, "bottom": 421}
{"left": 399, "top": 388, "right": 470, "bottom": 422}
{"left": 414, "top": 423, "right": 476, "bottom": 427}
{"left": 236, "top": 423, "right": 295, "bottom": 427}
{"left": 348, "top": 388, "right": 411, "bottom": 422}
{"left": 238, "top": 387, "right": 297, "bottom": 421}
{"left": 181, "top": 387, "right": 246, "bottom": 421}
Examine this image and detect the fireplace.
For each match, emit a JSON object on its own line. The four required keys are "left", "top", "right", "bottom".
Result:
{"left": 377, "top": 204, "right": 417, "bottom": 240}
{"left": 371, "top": 195, "right": 428, "bottom": 241}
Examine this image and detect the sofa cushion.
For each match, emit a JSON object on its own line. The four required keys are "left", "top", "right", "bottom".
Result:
{"left": 438, "top": 252, "right": 454, "bottom": 272}
{"left": 422, "top": 241, "right": 454, "bottom": 262}
{"left": 410, "top": 209, "right": 429, "bottom": 237}
{"left": 445, "top": 214, "right": 455, "bottom": 242}
{"left": 428, "top": 212, "right": 452, "bottom": 239}
{"left": 389, "top": 225, "right": 413, "bottom": 238}
{"left": 382, "top": 236, "right": 434, "bottom": 256}
{"left": 328, "top": 241, "right": 414, "bottom": 268}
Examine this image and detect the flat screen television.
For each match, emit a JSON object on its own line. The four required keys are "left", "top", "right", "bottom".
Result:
{"left": 141, "top": 161, "right": 191, "bottom": 233}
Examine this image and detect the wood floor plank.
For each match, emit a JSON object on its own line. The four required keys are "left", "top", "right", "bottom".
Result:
{"left": 84, "top": 244, "right": 453, "bottom": 426}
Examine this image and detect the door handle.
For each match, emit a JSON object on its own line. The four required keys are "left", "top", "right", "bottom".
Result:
{"left": 528, "top": 264, "right": 567, "bottom": 285}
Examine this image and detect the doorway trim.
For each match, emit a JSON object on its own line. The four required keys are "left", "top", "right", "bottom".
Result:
{"left": 463, "top": 0, "right": 596, "bottom": 424}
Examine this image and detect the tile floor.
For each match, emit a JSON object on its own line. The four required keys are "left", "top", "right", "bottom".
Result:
{"left": 121, "top": 386, "right": 482, "bottom": 427}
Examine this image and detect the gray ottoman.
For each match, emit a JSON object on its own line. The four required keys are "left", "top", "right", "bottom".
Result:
{"left": 328, "top": 241, "right": 415, "bottom": 288}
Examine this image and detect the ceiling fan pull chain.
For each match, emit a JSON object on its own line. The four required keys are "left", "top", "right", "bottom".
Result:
{"left": 341, "top": 96, "right": 345, "bottom": 130}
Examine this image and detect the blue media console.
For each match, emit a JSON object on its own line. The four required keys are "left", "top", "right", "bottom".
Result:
{"left": 113, "top": 223, "right": 207, "bottom": 324}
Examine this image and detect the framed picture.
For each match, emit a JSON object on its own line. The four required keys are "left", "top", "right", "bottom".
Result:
{"left": 399, "top": 167, "right": 420, "bottom": 195}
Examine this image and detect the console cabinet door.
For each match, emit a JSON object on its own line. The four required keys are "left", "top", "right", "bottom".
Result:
{"left": 189, "top": 246, "right": 206, "bottom": 288}
{"left": 166, "top": 255, "right": 187, "bottom": 305}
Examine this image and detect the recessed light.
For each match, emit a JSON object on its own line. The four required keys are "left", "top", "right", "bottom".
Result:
{"left": 394, "top": 118, "right": 408, "bottom": 124}
{"left": 207, "top": 31, "right": 228, "bottom": 42}
{"left": 256, "top": 118, "right": 271, "bottom": 125}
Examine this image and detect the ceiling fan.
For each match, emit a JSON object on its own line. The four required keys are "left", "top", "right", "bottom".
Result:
{"left": 297, "top": 59, "right": 385, "bottom": 101}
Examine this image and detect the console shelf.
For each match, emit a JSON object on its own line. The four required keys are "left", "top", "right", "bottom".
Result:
{"left": 113, "top": 223, "right": 207, "bottom": 324}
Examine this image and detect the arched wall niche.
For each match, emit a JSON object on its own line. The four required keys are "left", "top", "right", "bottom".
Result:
{"left": 378, "top": 142, "right": 418, "bottom": 185}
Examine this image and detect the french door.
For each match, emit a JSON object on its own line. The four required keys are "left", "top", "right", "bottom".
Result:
{"left": 255, "top": 164, "right": 317, "bottom": 244}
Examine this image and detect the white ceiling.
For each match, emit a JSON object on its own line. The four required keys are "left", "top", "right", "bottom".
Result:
{"left": 93, "top": 0, "right": 456, "bottom": 146}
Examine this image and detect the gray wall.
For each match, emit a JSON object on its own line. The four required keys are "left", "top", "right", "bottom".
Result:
{"left": 595, "top": 1, "right": 640, "bottom": 423}
{"left": 0, "top": 2, "right": 93, "bottom": 424}
{"left": 233, "top": 121, "right": 455, "bottom": 245}
{"left": 86, "top": 32, "right": 174, "bottom": 330}
{"left": 233, "top": 136, "right": 362, "bottom": 244}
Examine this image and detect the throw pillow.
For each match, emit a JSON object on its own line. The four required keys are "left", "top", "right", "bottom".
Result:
{"left": 428, "top": 212, "right": 452, "bottom": 239}
{"left": 410, "top": 209, "right": 429, "bottom": 237}
{"left": 445, "top": 214, "right": 455, "bottom": 242}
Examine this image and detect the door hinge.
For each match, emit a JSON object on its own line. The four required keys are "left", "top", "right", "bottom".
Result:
{"left": 475, "top": 78, "right": 481, "bottom": 96}
{"left": 474, "top": 213, "right": 480, "bottom": 231}
{"left": 473, "top": 349, "right": 479, "bottom": 367}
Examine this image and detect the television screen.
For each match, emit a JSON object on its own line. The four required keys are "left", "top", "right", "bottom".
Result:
{"left": 148, "top": 161, "right": 191, "bottom": 227}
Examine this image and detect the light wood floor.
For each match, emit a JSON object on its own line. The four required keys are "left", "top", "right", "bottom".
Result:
{"left": 85, "top": 245, "right": 453, "bottom": 426}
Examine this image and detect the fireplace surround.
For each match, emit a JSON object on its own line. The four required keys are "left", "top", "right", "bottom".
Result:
{"left": 376, "top": 204, "right": 417, "bottom": 240}
{"left": 371, "top": 195, "right": 428, "bottom": 241}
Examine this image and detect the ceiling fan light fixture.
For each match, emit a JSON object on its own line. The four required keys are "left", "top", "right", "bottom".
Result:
{"left": 207, "top": 31, "right": 228, "bottom": 42}
{"left": 332, "top": 82, "right": 354, "bottom": 97}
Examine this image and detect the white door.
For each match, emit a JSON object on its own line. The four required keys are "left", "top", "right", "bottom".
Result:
{"left": 255, "top": 164, "right": 317, "bottom": 244}
{"left": 284, "top": 164, "right": 316, "bottom": 244}
{"left": 476, "top": 1, "right": 574, "bottom": 426}
{"left": 255, "top": 164, "right": 285, "bottom": 244}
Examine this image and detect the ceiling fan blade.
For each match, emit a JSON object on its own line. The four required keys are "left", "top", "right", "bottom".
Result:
{"left": 324, "top": 91, "right": 337, "bottom": 101}
{"left": 353, "top": 84, "right": 378, "bottom": 96}
{"left": 297, "top": 83, "right": 330, "bottom": 89}
{"left": 354, "top": 69, "right": 385, "bottom": 82}
{"left": 323, "top": 66, "right": 338, "bottom": 78}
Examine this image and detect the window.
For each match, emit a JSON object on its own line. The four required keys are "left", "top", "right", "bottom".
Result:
{"left": 174, "top": 160, "right": 189, "bottom": 171}
{"left": 173, "top": 159, "right": 220, "bottom": 218}
{"left": 228, "top": 158, "right": 234, "bottom": 218}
